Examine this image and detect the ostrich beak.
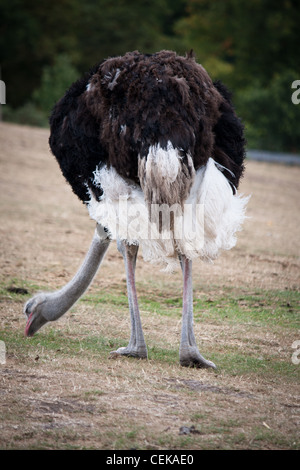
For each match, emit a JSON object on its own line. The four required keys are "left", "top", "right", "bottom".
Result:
{"left": 25, "top": 312, "right": 34, "bottom": 336}
{"left": 24, "top": 309, "right": 48, "bottom": 337}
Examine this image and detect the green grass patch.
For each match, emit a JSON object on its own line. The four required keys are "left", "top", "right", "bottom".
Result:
{"left": 147, "top": 344, "right": 178, "bottom": 364}
{"left": 0, "top": 327, "right": 124, "bottom": 362}
{"left": 0, "top": 278, "right": 49, "bottom": 303}
{"left": 81, "top": 292, "right": 129, "bottom": 309}
{"left": 193, "top": 287, "right": 300, "bottom": 329}
{"left": 82, "top": 283, "right": 299, "bottom": 329}
{"left": 4, "top": 277, "right": 298, "bottom": 330}
{"left": 1, "top": 277, "right": 299, "bottom": 383}
{"left": 209, "top": 350, "right": 299, "bottom": 381}
{"left": 1, "top": 325, "right": 179, "bottom": 368}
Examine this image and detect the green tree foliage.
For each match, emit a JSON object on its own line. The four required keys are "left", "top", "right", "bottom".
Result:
{"left": 176, "top": 0, "right": 300, "bottom": 151}
{"left": 0, "top": 0, "right": 80, "bottom": 108}
{"left": 237, "top": 71, "right": 300, "bottom": 152}
{"left": 33, "top": 55, "right": 79, "bottom": 115}
{"left": 1, "top": 0, "right": 299, "bottom": 151}
{"left": 0, "top": 0, "right": 185, "bottom": 107}
{"left": 75, "top": 0, "right": 170, "bottom": 71}
{"left": 175, "top": 0, "right": 300, "bottom": 86}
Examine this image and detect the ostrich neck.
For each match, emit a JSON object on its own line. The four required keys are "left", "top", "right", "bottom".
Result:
{"left": 44, "top": 229, "right": 110, "bottom": 321}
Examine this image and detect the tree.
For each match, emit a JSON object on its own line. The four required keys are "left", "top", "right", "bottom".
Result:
{"left": 175, "top": 0, "right": 300, "bottom": 86}
{"left": 175, "top": 0, "right": 300, "bottom": 151}
{"left": 33, "top": 55, "right": 79, "bottom": 115}
{"left": 0, "top": 0, "right": 184, "bottom": 107}
{"left": 74, "top": 0, "right": 177, "bottom": 71}
{"left": 0, "top": 0, "right": 80, "bottom": 107}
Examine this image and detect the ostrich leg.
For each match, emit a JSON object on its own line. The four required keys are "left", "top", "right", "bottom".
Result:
{"left": 110, "top": 240, "right": 148, "bottom": 359}
{"left": 179, "top": 255, "right": 216, "bottom": 368}
{"left": 24, "top": 224, "right": 110, "bottom": 336}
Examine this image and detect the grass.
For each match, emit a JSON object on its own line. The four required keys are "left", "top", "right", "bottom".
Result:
{"left": 0, "top": 327, "right": 123, "bottom": 363}
{"left": 2, "top": 276, "right": 299, "bottom": 328}
{"left": 81, "top": 282, "right": 300, "bottom": 328}
{"left": 193, "top": 288, "right": 300, "bottom": 329}
{"left": 1, "top": 276, "right": 299, "bottom": 450}
{"left": 1, "top": 277, "right": 299, "bottom": 369}
{"left": 210, "top": 351, "right": 298, "bottom": 380}
{"left": 0, "top": 278, "right": 49, "bottom": 296}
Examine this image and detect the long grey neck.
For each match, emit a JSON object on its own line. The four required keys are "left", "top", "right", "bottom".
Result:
{"left": 43, "top": 228, "right": 110, "bottom": 321}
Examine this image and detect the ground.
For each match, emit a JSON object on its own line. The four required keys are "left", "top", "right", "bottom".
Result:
{"left": 0, "top": 122, "right": 299, "bottom": 450}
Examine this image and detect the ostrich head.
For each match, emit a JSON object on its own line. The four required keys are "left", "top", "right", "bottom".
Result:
{"left": 24, "top": 293, "right": 49, "bottom": 337}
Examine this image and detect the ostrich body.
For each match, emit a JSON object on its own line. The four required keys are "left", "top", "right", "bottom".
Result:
{"left": 24, "top": 51, "right": 248, "bottom": 368}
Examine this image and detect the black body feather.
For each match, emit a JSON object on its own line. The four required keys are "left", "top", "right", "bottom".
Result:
{"left": 49, "top": 51, "right": 245, "bottom": 203}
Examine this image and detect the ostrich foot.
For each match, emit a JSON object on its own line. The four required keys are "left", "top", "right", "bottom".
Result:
{"left": 110, "top": 344, "right": 148, "bottom": 359}
{"left": 179, "top": 346, "right": 216, "bottom": 369}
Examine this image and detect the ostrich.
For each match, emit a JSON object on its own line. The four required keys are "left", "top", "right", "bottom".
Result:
{"left": 24, "top": 51, "right": 248, "bottom": 369}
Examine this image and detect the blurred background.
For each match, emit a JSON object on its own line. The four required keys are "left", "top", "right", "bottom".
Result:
{"left": 0, "top": 0, "right": 299, "bottom": 153}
